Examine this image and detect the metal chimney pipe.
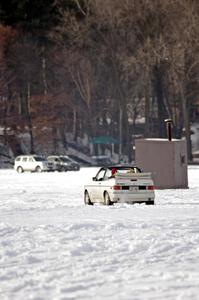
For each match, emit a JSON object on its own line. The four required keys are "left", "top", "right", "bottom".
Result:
{"left": 164, "top": 119, "right": 173, "bottom": 141}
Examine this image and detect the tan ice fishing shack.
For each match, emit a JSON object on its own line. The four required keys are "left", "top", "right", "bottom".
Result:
{"left": 135, "top": 138, "right": 188, "bottom": 189}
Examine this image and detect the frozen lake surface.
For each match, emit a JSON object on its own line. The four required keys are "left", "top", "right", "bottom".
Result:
{"left": 0, "top": 166, "right": 199, "bottom": 300}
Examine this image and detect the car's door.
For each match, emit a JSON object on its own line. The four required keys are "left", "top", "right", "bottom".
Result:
{"left": 21, "top": 156, "right": 29, "bottom": 171}
{"left": 28, "top": 157, "right": 35, "bottom": 171}
{"left": 90, "top": 168, "right": 107, "bottom": 202}
{"left": 97, "top": 168, "right": 113, "bottom": 202}
{"left": 54, "top": 158, "right": 61, "bottom": 170}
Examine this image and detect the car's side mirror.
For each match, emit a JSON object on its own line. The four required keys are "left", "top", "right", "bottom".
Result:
{"left": 92, "top": 177, "right": 97, "bottom": 181}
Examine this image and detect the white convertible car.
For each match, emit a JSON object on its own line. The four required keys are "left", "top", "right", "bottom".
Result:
{"left": 84, "top": 166, "right": 155, "bottom": 205}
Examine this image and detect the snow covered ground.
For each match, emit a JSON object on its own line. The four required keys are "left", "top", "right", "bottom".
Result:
{"left": 0, "top": 166, "right": 199, "bottom": 300}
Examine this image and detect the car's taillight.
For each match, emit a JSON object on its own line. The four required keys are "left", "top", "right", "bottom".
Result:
{"left": 147, "top": 185, "right": 155, "bottom": 190}
{"left": 112, "top": 185, "right": 122, "bottom": 190}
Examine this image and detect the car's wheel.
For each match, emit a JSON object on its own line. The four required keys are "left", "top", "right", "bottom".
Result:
{"left": 35, "top": 166, "right": 42, "bottom": 173}
{"left": 17, "top": 166, "right": 23, "bottom": 173}
{"left": 104, "top": 192, "right": 113, "bottom": 206}
{"left": 84, "top": 191, "right": 93, "bottom": 205}
{"left": 146, "top": 200, "right": 155, "bottom": 205}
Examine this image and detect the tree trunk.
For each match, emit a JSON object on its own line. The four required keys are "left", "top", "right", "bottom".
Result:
{"left": 42, "top": 55, "right": 48, "bottom": 96}
{"left": 118, "top": 106, "right": 123, "bottom": 162}
{"left": 180, "top": 86, "right": 192, "bottom": 162}
{"left": 153, "top": 64, "right": 168, "bottom": 138}
{"left": 19, "top": 81, "right": 34, "bottom": 153}
{"left": 144, "top": 84, "right": 150, "bottom": 137}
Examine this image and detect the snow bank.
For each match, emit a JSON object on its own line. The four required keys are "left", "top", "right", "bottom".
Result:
{"left": 0, "top": 166, "right": 199, "bottom": 300}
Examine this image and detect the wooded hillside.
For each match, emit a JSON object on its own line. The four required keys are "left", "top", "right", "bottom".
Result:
{"left": 0, "top": 0, "right": 199, "bottom": 161}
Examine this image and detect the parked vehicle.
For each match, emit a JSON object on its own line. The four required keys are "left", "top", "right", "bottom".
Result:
{"left": 47, "top": 155, "right": 80, "bottom": 171}
{"left": 47, "top": 156, "right": 64, "bottom": 171}
{"left": 84, "top": 166, "right": 155, "bottom": 205}
{"left": 59, "top": 156, "right": 80, "bottom": 171}
{"left": 14, "top": 155, "right": 54, "bottom": 173}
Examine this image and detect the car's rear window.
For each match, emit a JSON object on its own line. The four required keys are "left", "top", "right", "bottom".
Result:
{"left": 109, "top": 167, "right": 141, "bottom": 174}
{"left": 60, "top": 157, "right": 71, "bottom": 162}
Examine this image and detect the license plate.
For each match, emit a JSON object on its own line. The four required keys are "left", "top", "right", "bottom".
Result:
{"left": 129, "top": 186, "right": 138, "bottom": 191}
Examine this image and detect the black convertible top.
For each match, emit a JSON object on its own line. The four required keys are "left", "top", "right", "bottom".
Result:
{"left": 103, "top": 165, "right": 142, "bottom": 173}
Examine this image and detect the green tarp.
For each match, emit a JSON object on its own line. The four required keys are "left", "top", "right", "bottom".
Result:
{"left": 90, "top": 136, "right": 119, "bottom": 144}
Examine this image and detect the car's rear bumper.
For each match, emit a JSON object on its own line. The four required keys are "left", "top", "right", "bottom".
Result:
{"left": 111, "top": 191, "right": 155, "bottom": 203}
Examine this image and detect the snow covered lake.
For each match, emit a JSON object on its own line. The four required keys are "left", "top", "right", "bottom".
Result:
{"left": 0, "top": 166, "right": 199, "bottom": 300}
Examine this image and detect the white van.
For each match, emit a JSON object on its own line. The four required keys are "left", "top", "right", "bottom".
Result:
{"left": 14, "top": 155, "right": 53, "bottom": 173}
